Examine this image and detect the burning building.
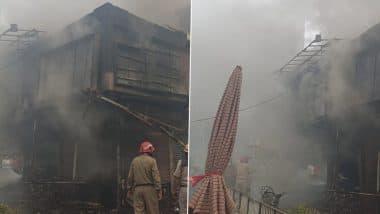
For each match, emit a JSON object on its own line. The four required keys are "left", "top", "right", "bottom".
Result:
{"left": 282, "top": 22, "right": 380, "bottom": 213}
{"left": 2, "top": 3, "right": 189, "bottom": 213}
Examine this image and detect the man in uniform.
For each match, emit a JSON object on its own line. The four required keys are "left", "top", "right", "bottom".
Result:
{"left": 127, "top": 141, "right": 162, "bottom": 214}
{"left": 172, "top": 144, "right": 188, "bottom": 214}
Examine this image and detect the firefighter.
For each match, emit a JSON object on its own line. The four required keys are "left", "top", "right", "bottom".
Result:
{"left": 127, "top": 141, "right": 162, "bottom": 214}
{"left": 172, "top": 143, "right": 188, "bottom": 214}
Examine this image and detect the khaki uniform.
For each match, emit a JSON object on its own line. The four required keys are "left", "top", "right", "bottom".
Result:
{"left": 127, "top": 154, "right": 162, "bottom": 214}
{"left": 173, "top": 160, "right": 188, "bottom": 214}
{"left": 235, "top": 161, "right": 249, "bottom": 193}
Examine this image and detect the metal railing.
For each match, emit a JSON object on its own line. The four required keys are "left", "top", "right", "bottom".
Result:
{"left": 229, "top": 189, "right": 287, "bottom": 214}
{"left": 326, "top": 190, "right": 380, "bottom": 214}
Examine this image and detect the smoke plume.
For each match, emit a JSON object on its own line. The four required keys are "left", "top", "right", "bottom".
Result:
{"left": 190, "top": 0, "right": 380, "bottom": 208}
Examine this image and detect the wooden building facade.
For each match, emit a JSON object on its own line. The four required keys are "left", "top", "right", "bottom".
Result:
{"left": 10, "top": 3, "right": 189, "bottom": 212}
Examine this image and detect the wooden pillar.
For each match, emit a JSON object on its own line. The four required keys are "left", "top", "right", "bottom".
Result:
{"left": 72, "top": 141, "right": 78, "bottom": 180}
{"left": 116, "top": 142, "right": 121, "bottom": 211}
{"left": 31, "top": 119, "right": 38, "bottom": 179}
{"left": 239, "top": 192, "right": 242, "bottom": 210}
{"left": 116, "top": 119, "right": 122, "bottom": 211}
{"left": 258, "top": 202, "right": 262, "bottom": 214}
{"left": 333, "top": 127, "right": 341, "bottom": 189}
{"left": 169, "top": 137, "right": 174, "bottom": 190}
{"left": 246, "top": 198, "right": 250, "bottom": 214}
{"left": 377, "top": 152, "right": 380, "bottom": 192}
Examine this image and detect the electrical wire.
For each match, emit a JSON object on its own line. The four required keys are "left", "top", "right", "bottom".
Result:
{"left": 191, "top": 91, "right": 287, "bottom": 123}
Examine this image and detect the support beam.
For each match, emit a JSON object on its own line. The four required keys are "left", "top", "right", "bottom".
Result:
{"left": 72, "top": 142, "right": 78, "bottom": 180}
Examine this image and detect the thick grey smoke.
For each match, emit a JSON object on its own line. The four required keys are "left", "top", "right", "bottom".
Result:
{"left": 0, "top": 0, "right": 190, "bottom": 209}
{"left": 0, "top": 0, "right": 190, "bottom": 33}
{"left": 190, "top": 0, "right": 380, "bottom": 208}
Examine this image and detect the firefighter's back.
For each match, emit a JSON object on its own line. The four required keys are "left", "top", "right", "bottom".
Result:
{"left": 131, "top": 154, "right": 156, "bottom": 185}
{"left": 129, "top": 153, "right": 161, "bottom": 214}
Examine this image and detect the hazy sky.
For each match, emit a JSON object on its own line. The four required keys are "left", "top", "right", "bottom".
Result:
{"left": 0, "top": 0, "right": 190, "bottom": 33}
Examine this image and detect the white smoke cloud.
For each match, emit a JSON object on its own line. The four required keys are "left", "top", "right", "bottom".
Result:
{"left": 304, "top": 19, "right": 321, "bottom": 46}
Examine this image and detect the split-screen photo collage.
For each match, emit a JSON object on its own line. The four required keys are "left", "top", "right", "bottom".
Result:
{"left": 1, "top": 0, "right": 380, "bottom": 213}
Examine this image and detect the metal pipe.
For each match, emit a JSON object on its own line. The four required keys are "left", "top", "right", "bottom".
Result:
{"left": 97, "top": 95, "right": 185, "bottom": 146}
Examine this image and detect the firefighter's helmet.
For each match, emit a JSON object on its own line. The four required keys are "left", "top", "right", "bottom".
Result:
{"left": 139, "top": 141, "right": 155, "bottom": 153}
{"left": 184, "top": 144, "right": 189, "bottom": 153}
